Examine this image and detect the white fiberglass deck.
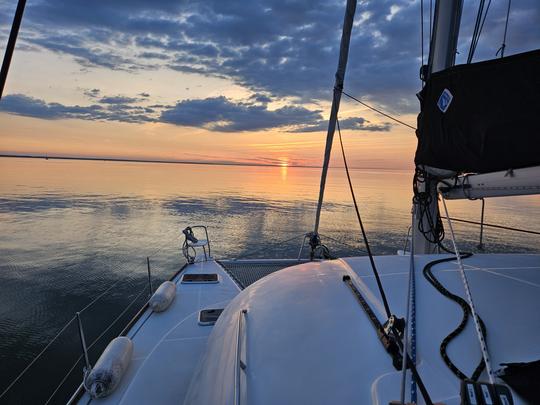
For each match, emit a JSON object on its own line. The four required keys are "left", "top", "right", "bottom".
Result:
{"left": 76, "top": 259, "right": 240, "bottom": 404}
{"left": 76, "top": 254, "right": 540, "bottom": 405}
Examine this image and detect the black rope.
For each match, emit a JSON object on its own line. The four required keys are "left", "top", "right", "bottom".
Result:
{"left": 496, "top": 0, "right": 512, "bottom": 58}
{"left": 422, "top": 254, "right": 487, "bottom": 381}
{"left": 340, "top": 89, "right": 417, "bottom": 131}
{"left": 337, "top": 118, "right": 391, "bottom": 318}
{"left": 413, "top": 168, "right": 446, "bottom": 247}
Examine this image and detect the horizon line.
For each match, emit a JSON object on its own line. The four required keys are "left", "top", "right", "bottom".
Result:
{"left": 0, "top": 153, "right": 320, "bottom": 169}
{"left": 0, "top": 153, "right": 412, "bottom": 171}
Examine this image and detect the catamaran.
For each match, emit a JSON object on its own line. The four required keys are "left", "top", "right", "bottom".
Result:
{"left": 1, "top": 0, "right": 539, "bottom": 404}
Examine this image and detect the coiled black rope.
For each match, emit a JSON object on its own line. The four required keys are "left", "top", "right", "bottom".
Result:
{"left": 422, "top": 254, "right": 487, "bottom": 381}
{"left": 413, "top": 167, "right": 446, "bottom": 246}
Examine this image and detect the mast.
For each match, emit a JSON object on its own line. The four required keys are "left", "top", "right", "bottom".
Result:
{"left": 413, "top": 0, "right": 463, "bottom": 254}
{"left": 0, "top": 0, "right": 27, "bottom": 99}
{"left": 313, "top": 0, "right": 357, "bottom": 237}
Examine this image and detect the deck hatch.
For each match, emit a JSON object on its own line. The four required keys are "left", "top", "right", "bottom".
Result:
{"left": 181, "top": 273, "right": 219, "bottom": 284}
{"left": 198, "top": 309, "right": 224, "bottom": 325}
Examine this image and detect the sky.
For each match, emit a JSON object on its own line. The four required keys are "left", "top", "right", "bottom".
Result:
{"left": 0, "top": 0, "right": 538, "bottom": 169}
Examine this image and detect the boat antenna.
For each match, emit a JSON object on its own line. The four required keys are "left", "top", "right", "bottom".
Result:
{"left": 312, "top": 0, "right": 356, "bottom": 243}
{"left": 0, "top": 0, "right": 27, "bottom": 99}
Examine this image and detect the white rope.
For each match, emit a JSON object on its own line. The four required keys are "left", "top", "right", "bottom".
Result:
{"left": 0, "top": 315, "right": 77, "bottom": 400}
{"left": 440, "top": 196, "right": 495, "bottom": 383}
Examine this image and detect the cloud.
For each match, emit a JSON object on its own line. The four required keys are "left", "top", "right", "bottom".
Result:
{"left": 83, "top": 88, "right": 101, "bottom": 98}
{"left": 99, "top": 96, "right": 140, "bottom": 104}
{"left": 1, "top": 92, "right": 386, "bottom": 133}
{"left": 0, "top": 94, "right": 155, "bottom": 123}
{"left": 8, "top": 0, "right": 537, "bottom": 114}
{"left": 160, "top": 96, "right": 323, "bottom": 132}
{"left": 289, "top": 117, "right": 391, "bottom": 133}
{"left": 249, "top": 94, "right": 273, "bottom": 104}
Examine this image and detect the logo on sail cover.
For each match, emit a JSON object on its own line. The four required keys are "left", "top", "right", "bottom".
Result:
{"left": 437, "top": 89, "right": 453, "bottom": 113}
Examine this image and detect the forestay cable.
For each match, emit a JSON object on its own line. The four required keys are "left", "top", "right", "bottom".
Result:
{"left": 313, "top": 0, "right": 357, "bottom": 236}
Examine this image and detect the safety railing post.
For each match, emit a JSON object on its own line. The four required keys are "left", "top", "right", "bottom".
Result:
{"left": 146, "top": 257, "right": 153, "bottom": 297}
{"left": 76, "top": 312, "right": 91, "bottom": 373}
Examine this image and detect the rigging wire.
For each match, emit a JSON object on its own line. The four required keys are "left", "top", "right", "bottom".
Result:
{"left": 429, "top": 0, "right": 433, "bottom": 43}
{"left": 400, "top": 218, "right": 417, "bottom": 404}
{"left": 468, "top": 0, "right": 493, "bottom": 63}
{"left": 340, "top": 89, "right": 417, "bottom": 131}
{"left": 441, "top": 216, "right": 540, "bottom": 236}
{"left": 468, "top": 0, "right": 486, "bottom": 63}
{"left": 44, "top": 285, "right": 149, "bottom": 404}
{"left": 336, "top": 118, "right": 391, "bottom": 318}
{"left": 441, "top": 196, "right": 495, "bottom": 383}
{"left": 0, "top": 315, "right": 77, "bottom": 400}
{"left": 232, "top": 233, "right": 306, "bottom": 260}
{"left": 77, "top": 236, "right": 177, "bottom": 315}
{"left": 420, "top": 0, "right": 425, "bottom": 69}
{"left": 318, "top": 233, "right": 367, "bottom": 254}
{"left": 496, "top": 0, "right": 512, "bottom": 58}
{"left": 0, "top": 235, "right": 178, "bottom": 400}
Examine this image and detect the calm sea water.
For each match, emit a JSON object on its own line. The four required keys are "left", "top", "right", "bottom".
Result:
{"left": 0, "top": 157, "right": 539, "bottom": 403}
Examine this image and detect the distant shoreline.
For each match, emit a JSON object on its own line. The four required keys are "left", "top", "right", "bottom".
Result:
{"left": 0, "top": 153, "right": 318, "bottom": 169}
{"left": 0, "top": 153, "right": 410, "bottom": 171}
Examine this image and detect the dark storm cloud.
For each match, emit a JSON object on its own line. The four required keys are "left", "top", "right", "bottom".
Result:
{"left": 1, "top": 0, "right": 538, "bottom": 118}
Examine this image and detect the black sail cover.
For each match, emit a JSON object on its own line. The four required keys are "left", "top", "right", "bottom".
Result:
{"left": 415, "top": 49, "right": 540, "bottom": 173}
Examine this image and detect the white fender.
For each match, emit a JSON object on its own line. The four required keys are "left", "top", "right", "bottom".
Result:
{"left": 85, "top": 336, "right": 133, "bottom": 398}
{"left": 149, "top": 281, "right": 176, "bottom": 312}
